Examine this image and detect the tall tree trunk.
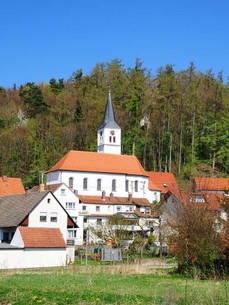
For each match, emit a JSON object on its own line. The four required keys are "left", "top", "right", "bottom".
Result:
{"left": 169, "top": 132, "right": 172, "bottom": 172}
{"left": 191, "top": 112, "right": 196, "bottom": 164}
{"left": 178, "top": 116, "right": 183, "bottom": 173}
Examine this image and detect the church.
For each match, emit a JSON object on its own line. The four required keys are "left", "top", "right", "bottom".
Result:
{"left": 46, "top": 91, "right": 161, "bottom": 245}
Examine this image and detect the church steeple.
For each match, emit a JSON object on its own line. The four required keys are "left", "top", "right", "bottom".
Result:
{"left": 98, "top": 90, "right": 120, "bottom": 130}
{"left": 97, "top": 91, "right": 121, "bottom": 155}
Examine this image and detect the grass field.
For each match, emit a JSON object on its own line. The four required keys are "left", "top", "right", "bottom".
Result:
{"left": 0, "top": 264, "right": 228, "bottom": 305}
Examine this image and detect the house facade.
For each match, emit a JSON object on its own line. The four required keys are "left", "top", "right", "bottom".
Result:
{"left": 30, "top": 183, "right": 83, "bottom": 245}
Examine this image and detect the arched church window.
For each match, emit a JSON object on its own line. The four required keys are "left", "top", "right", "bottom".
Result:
{"left": 97, "top": 179, "right": 102, "bottom": 191}
{"left": 125, "top": 180, "right": 129, "bottom": 192}
{"left": 69, "top": 177, "right": 74, "bottom": 189}
{"left": 134, "top": 180, "right": 138, "bottom": 192}
{"left": 112, "top": 179, "right": 116, "bottom": 192}
{"left": 109, "top": 136, "right": 112, "bottom": 143}
{"left": 83, "top": 178, "right": 88, "bottom": 190}
{"left": 113, "top": 136, "right": 116, "bottom": 143}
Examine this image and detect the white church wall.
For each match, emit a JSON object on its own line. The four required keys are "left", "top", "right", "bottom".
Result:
{"left": 52, "top": 170, "right": 150, "bottom": 200}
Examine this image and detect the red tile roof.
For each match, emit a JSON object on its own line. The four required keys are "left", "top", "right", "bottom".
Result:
{"left": 174, "top": 191, "right": 225, "bottom": 211}
{"left": 48, "top": 150, "right": 148, "bottom": 177}
{"left": 194, "top": 177, "right": 229, "bottom": 191}
{"left": 78, "top": 195, "right": 150, "bottom": 206}
{"left": 147, "top": 172, "right": 180, "bottom": 195}
{"left": 19, "top": 227, "right": 66, "bottom": 248}
{"left": 0, "top": 176, "right": 25, "bottom": 196}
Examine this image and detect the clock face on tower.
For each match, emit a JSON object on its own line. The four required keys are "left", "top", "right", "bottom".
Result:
{"left": 110, "top": 130, "right": 115, "bottom": 135}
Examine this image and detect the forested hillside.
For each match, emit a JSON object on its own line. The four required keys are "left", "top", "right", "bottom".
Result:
{"left": 0, "top": 59, "right": 228, "bottom": 188}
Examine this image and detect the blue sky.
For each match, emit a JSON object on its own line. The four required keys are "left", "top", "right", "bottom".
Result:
{"left": 1, "top": 0, "right": 229, "bottom": 88}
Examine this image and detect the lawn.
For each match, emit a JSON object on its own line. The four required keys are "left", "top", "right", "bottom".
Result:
{"left": 0, "top": 265, "right": 228, "bottom": 305}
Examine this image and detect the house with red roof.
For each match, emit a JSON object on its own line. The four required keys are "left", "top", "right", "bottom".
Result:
{"left": 0, "top": 190, "right": 77, "bottom": 269}
{"left": 193, "top": 177, "right": 229, "bottom": 196}
{"left": 0, "top": 176, "right": 25, "bottom": 196}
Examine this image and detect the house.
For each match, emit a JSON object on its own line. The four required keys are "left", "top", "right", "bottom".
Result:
{"left": 77, "top": 193, "right": 155, "bottom": 242}
{"left": 147, "top": 172, "right": 180, "bottom": 200}
{"left": 30, "top": 183, "right": 83, "bottom": 245}
{"left": 0, "top": 190, "right": 78, "bottom": 269}
{"left": 0, "top": 227, "right": 67, "bottom": 269}
{"left": 193, "top": 177, "right": 229, "bottom": 195}
{"left": 0, "top": 176, "right": 25, "bottom": 196}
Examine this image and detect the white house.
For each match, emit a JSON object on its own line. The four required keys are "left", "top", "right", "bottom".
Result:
{"left": 30, "top": 183, "right": 84, "bottom": 246}
{"left": 0, "top": 190, "right": 77, "bottom": 269}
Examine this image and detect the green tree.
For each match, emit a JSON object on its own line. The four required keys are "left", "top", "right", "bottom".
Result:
{"left": 19, "top": 82, "right": 49, "bottom": 117}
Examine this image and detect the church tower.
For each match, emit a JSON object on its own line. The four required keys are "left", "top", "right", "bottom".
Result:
{"left": 97, "top": 91, "right": 121, "bottom": 155}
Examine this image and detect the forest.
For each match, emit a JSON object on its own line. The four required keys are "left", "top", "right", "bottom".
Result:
{"left": 0, "top": 59, "right": 228, "bottom": 188}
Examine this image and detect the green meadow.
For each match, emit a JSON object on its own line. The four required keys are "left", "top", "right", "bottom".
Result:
{"left": 0, "top": 265, "right": 228, "bottom": 305}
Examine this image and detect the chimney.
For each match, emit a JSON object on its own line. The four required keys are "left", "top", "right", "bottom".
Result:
{"left": 110, "top": 192, "right": 113, "bottom": 200}
{"left": 101, "top": 190, "right": 106, "bottom": 200}
{"left": 39, "top": 184, "right": 45, "bottom": 192}
{"left": 128, "top": 192, "right": 132, "bottom": 202}
{"left": 2, "top": 176, "right": 7, "bottom": 182}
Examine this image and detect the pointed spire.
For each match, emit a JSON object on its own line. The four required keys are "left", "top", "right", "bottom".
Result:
{"left": 98, "top": 91, "right": 120, "bottom": 130}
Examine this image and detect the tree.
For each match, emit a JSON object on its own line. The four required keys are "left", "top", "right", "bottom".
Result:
{"left": 19, "top": 82, "right": 49, "bottom": 117}
{"left": 49, "top": 78, "right": 64, "bottom": 95}
{"left": 89, "top": 215, "right": 131, "bottom": 248}
{"left": 165, "top": 201, "right": 222, "bottom": 278}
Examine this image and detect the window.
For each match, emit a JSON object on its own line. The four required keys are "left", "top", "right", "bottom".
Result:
{"left": 69, "top": 177, "right": 74, "bottom": 189}
{"left": 109, "top": 136, "right": 112, "bottom": 142}
{"left": 82, "top": 205, "right": 86, "bottom": 211}
{"left": 66, "top": 202, "right": 76, "bottom": 209}
{"left": 97, "top": 218, "right": 102, "bottom": 225}
{"left": 84, "top": 218, "right": 88, "bottom": 223}
{"left": 134, "top": 180, "right": 138, "bottom": 192}
{"left": 113, "top": 136, "right": 116, "bottom": 143}
{"left": 129, "top": 206, "right": 134, "bottom": 212}
{"left": 60, "top": 189, "right": 66, "bottom": 196}
{"left": 50, "top": 212, "right": 57, "bottom": 222}
{"left": 83, "top": 178, "right": 88, "bottom": 190}
{"left": 72, "top": 216, "right": 77, "bottom": 223}
{"left": 125, "top": 180, "right": 129, "bottom": 192}
{"left": 116, "top": 206, "right": 121, "bottom": 212}
{"left": 97, "top": 179, "right": 102, "bottom": 191}
{"left": 146, "top": 207, "right": 151, "bottom": 213}
{"left": 47, "top": 198, "right": 51, "bottom": 203}
{"left": 112, "top": 179, "right": 116, "bottom": 192}
{"left": 40, "top": 212, "right": 47, "bottom": 222}
{"left": 96, "top": 206, "right": 100, "bottom": 212}
{"left": 67, "top": 229, "right": 77, "bottom": 238}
